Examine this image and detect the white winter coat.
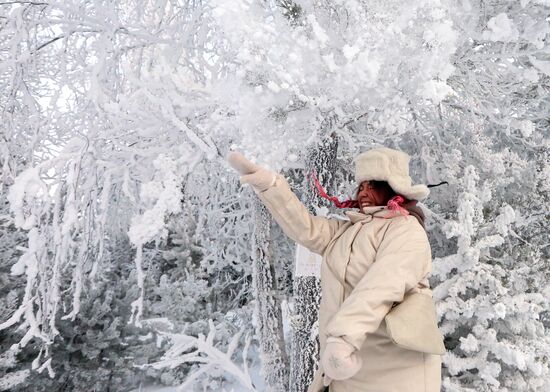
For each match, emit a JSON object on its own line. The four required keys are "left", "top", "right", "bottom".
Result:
{"left": 258, "top": 174, "right": 442, "bottom": 392}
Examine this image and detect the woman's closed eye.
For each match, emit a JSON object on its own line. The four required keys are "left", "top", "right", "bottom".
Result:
{"left": 359, "top": 182, "right": 377, "bottom": 192}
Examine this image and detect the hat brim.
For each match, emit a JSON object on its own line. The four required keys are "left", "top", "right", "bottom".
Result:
{"left": 387, "top": 178, "right": 430, "bottom": 201}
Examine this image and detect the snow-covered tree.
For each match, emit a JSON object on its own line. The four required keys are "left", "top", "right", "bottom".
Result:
{"left": 1, "top": 0, "right": 548, "bottom": 391}
{"left": 287, "top": 131, "right": 339, "bottom": 392}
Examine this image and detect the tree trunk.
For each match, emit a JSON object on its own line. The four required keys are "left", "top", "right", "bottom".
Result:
{"left": 252, "top": 197, "right": 289, "bottom": 392}
{"left": 289, "top": 132, "right": 338, "bottom": 392}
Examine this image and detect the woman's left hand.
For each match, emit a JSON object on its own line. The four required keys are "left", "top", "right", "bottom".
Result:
{"left": 321, "top": 336, "right": 363, "bottom": 381}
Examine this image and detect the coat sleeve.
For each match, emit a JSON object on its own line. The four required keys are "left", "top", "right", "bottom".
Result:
{"left": 324, "top": 218, "right": 432, "bottom": 350}
{"left": 257, "top": 173, "right": 345, "bottom": 256}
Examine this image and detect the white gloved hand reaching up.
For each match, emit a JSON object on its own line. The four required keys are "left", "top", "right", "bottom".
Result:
{"left": 226, "top": 151, "right": 277, "bottom": 193}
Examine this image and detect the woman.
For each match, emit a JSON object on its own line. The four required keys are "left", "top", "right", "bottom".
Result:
{"left": 227, "top": 147, "right": 442, "bottom": 392}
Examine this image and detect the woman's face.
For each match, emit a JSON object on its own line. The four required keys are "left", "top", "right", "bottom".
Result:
{"left": 356, "top": 180, "right": 395, "bottom": 210}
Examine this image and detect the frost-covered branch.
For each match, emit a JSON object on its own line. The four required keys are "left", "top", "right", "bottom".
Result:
{"left": 138, "top": 319, "right": 257, "bottom": 392}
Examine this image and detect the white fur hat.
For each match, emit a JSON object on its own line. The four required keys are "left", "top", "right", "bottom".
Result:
{"left": 354, "top": 147, "right": 430, "bottom": 201}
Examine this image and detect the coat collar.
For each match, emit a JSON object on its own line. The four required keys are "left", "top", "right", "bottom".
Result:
{"left": 344, "top": 206, "right": 395, "bottom": 223}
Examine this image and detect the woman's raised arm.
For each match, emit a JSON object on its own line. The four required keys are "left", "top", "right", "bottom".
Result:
{"left": 227, "top": 151, "right": 344, "bottom": 255}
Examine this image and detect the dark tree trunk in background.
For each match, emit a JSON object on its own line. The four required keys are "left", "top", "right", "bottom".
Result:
{"left": 289, "top": 131, "right": 338, "bottom": 392}
{"left": 252, "top": 197, "right": 289, "bottom": 392}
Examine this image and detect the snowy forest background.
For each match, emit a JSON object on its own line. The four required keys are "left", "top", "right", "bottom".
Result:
{"left": 1, "top": 0, "right": 549, "bottom": 391}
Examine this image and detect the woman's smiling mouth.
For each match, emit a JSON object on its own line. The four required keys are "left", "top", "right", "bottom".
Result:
{"left": 360, "top": 199, "right": 373, "bottom": 207}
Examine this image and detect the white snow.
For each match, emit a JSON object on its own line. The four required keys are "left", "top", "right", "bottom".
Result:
{"left": 482, "top": 13, "right": 520, "bottom": 42}
{"left": 2, "top": 0, "right": 549, "bottom": 391}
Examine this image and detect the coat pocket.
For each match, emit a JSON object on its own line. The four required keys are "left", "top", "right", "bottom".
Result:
{"left": 384, "top": 293, "right": 446, "bottom": 355}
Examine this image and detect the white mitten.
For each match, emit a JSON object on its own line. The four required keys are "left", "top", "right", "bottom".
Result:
{"left": 321, "top": 336, "right": 363, "bottom": 381}
{"left": 226, "top": 151, "right": 276, "bottom": 193}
